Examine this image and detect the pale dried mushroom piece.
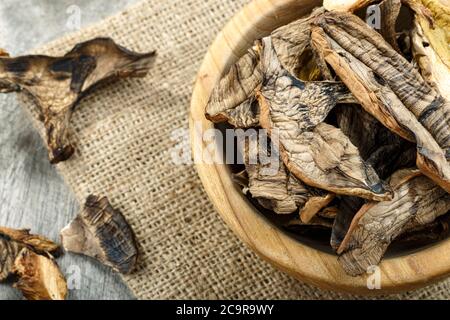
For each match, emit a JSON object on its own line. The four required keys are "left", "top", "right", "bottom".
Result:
{"left": 0, "top": 37, "right": 156, "bottom": 163}
{"left": 414, "top": 0, "right": 450, "bottom": 69}
{"left": 225, "top": 98, "right": 260, "bottom": 128}
{"left": 240, "top": 135, "right": 333, "bottom": 217}
{"left": 258, "top": 37, "right": 391, "bottom": 201}
{"left": 0, "top": 227, "right": 66, "bottom": 300}
{"left": 61, "top": 195, "right": 138, "bottom": 274}
{"left": 0, "top": 227, "right": 60, "bottom": 282}
{"left": 338, "top": 169, "right": 450, "bottom": 276}
{"left": 412, "top": 20, "right": 450, "bottom": 100}
{"left": 13, "top": 248, "right": 67, "bottom": 300}
{"left": 311, "top": 10, "right": 450, "bottom": 193}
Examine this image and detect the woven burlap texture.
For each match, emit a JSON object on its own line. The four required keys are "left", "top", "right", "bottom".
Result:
{"left": 18, "top": 0, "right": 450, "bottom": 299}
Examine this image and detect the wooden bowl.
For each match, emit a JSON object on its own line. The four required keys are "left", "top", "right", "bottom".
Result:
{"left": 189, "top": 0, "right": 450, "bottom": 294}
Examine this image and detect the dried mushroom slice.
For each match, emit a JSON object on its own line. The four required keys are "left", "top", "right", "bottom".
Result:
{"left": 378, "top": 0, "right": 403, "bottom": 52}
{"left": 205, "top": 41, "right": 263, "bottom": 126}
{"left": 0, "top": 227, "right": 60, "bottom": 256}
{"left": 225, "top": 98, "right": 260, "bottom": 128}
{"left": 240, "top": 135, "right": 333, "bottom": 217}
{"left": 310, "top": 17, "right": 413, "bottom": 141}
{"left": 271, "top": 7, "right": 325, "bottom": 76}
{"left": 60, "top": 195, "right": 138, "bottom": 274}
{"left": 311, "top": 10, "right": 450, "bottom": 193}
{"left": 0, "top": 227, "right": 65, "bottom": 300}
{"left": 258, "top": 37, "right": 390, "bottom": 201}
{"left": 338, "top": 169, "right": 450, "bottom": 276}
{"left": 13, "top": 248, "right": 67, "bottom": 300}
{"left": 0, "top": 236, "right": 23, "bottom": 281}
{"left": 0, "top": 227, "right": 60, "bottom": 281}
{"left": 206, "top": 8, "right": 327, "bottom": 127}
{"left": 0, "top": 37, "right": 156, "bottom": 163}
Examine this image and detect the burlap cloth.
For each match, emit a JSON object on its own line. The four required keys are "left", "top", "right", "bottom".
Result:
{"left": 18, "top": 0, "right": 450, "bottom": 299}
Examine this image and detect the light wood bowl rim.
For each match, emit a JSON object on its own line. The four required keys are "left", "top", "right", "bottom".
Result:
{"left": 189, "top": 0, "right": 450, "bottom": 294}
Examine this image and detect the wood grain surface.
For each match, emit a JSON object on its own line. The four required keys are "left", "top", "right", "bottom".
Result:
{"left": 189, "top": 0, "right": 450, "bottom": 294}
{"left": 0, "top": 0, "right": 137, "bottom": 300}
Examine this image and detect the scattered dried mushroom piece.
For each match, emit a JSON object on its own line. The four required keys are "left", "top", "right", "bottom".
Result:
{"left": 205, "top": 2, "right": 450, "bottom": 276}
{"left": 0, "top": 227, "right": 66, "bottom": 300}
{"left": 13, "top": 248, "right": 67, "bottom": 300}
{"left": 0, "top": 37, "right": 155, "bottom": 163}
{"left": 61, "top": 195, "right": 138, "bottom": 274}
{"left": 412, "top": 12, "right": 450, "bottom": 100}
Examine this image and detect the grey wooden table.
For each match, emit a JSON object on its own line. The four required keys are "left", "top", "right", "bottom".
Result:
{"left": 0, "top": 0, "right": 140, "bottom": 300}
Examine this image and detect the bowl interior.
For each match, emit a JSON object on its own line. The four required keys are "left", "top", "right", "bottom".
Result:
{"left": 217, "top": 123, "right": 450, "bottom": 259}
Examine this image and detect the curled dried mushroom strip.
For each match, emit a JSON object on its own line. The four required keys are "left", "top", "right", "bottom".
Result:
{"left": 13, "top": 248, "right": 67, "bottom": 300}
{"left": 0, "top": 37, "right": 155, "bottom": 163}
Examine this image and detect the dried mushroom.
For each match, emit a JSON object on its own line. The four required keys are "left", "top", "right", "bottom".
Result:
{"left": 206, "top": 8, "right": 325, "bottom": 127}
{"left": 258, "top": 37, "right": 390, "bottom": 200}
{"left": 205, "top": 41, "right": 263, "bottom": 127}
{"left": 413, "top": 0, "right": 450, "bottom": 69}
{"left": 339, "top": 170, "right": 450, "bottom": 275}
{"left": 13, "top": 248, "right": 67, "bottom": 300}
{"left": 0, "top": 37, "right": 155, "bottom": 163}
{"left": 60, "top": 195, "right": 138, "bottom": 274}
{"left": 239, "top": 135, "right": 333, "bottom": 220}
{"left": 205, "top": 2, "right": 450, "bottom": 276}
{"left": 0, "top": 227, "right": 66, "bottom": 300}
{"left": 330, "top": 196, "right": 364, "bottom": 251}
